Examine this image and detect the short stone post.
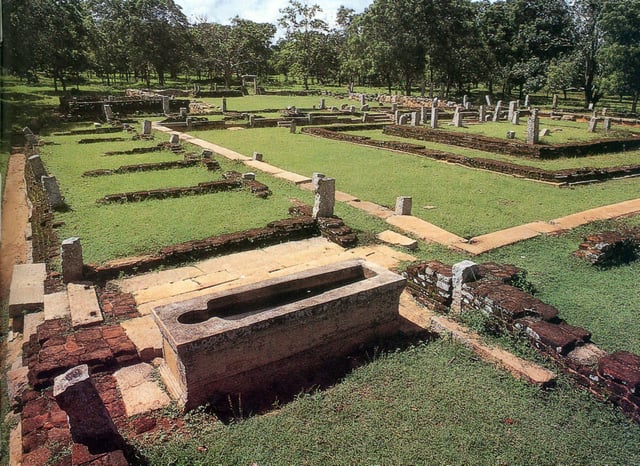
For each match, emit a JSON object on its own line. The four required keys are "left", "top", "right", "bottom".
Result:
{"left": 506, "top": 131, "right": 516, "bottom": 139}
{"left": 222, "top": 98, "right": 227, "bottom": 112}
{"left": 391, "top": 103, "right": 398, "bottom": 113}
{"left": 248, "top": 114, "right": 255, "bottom": 127}
{"left": 512, "top": 110, "right": 520, "bottom": 125}
{"left": 588, "top": 117, "right": 598, "bottom": 133}
{"left": 162, "top": 96, "right": 170, "bottom": 114}
{"left": 359, "top": 94, "right": 366, "bottom": 106}
{"left": 478, "top": 105, "right": 486, "bottom": 123}
{"left": 524, "top": 94, "right": 530, "bottom": 108}
{"left": 53, "top": 365, "right": 120, "bottom": 447}
{"left": 451, "top": 260, "right": 479, "bottom": 315}
{"left": 430, "top": 105, "right": 439, "bottom": 129}
{"left": 242, "top": 172, "right": 256, "bottom": 180}
{"left": 289, "top": 120, "right": 297, "bottom": 134}
{"left": 462, "top": 95, "right": 469, "bottom": 108}
{"left": 410, "top": 112, "right": 418, "bottom": 126}
{"left": 179, "top": 107, "right": 188, "bottom": 117}
{"left": 169, "top": 133, "right": 180, "bottom": 145}
{"left": 493, "top": 100, "right": 502, "bottom": 122}
{"left": 394, "top": 110, "right": 401, "bottom": 125}
{"left": 141, "top": 120, "right": 152, "bottom": 136}
{"left": 420, "top": 106, "right": 428, "bottom": 125}
{"left": 28, "top": 155, "right": 46, "bottom": 180}
{"left": 252, "top": 152, "right": 263, "bottom": 161}
{"left": 526, "top": 109, "right": 539, "bottom": 145}
{"left": 61, "top": 237, "right": 83, "bottom": 283}
{"left": 604, "top": 117, "right": 612, "bottom": 132}
{"left": 319, "top": 98, "right": 325, "bottom": 110}
{"left": 41, "top": 176, "right": 65, "bottom": 210}
{"left": 485, "top": 95, "right": 492, "bottom": 107}
{"left": 103, "top": 104, "right": 114, "bottom": 122}
{"left": 395, "top": 196, "right": 412, "bottom": 215}
{"left": 552, "top": 94, "right": 558, "bottom": 109}
{"left": 312, "top": 175, "right": 335, "bottom": 219}
{"left": 453, "top": 107, "right": 463, "bottom": 127}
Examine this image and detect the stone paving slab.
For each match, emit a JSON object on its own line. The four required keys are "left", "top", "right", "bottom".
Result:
{"left": 116, "top": 266, "right": 203, "bottom": 295}
{"left": 44, "top": 291, "right": 70, "bottom": 321}
{"left": 120, "top": 316, "right": 163, "bottom": 361}
{"left": 67, "top": 283, "right": 103, "bottom": 328}
{"left": 346, "top": 200, "right": 395, "bottom": 219}
{"left": 377, "top": 230, "right": 418, "bottom": 250}
{"left": 458, "top": 222, "right": 557, "bottom": 255}
{"left": 387, "top": 215, "right": 465, "bottom": 246}
{"left": 113, "top": 363, "right": 170, "bottom": 417}
{"left": 430, "top": 315, "right": 556, "bottom": 386}
{"left": 272, "top": 170, "right": 312, "bottom": 185}
{"left": 8, "top": 263, "right": 46, "bottom": 317}
{"left": 133, "top": 279, "right": 202, "bottom": 307}
{"left": 550, "top": 198, "right": 640, "bottom": 230}
{"left": 23, "top": 311, "right": 44, "bottom": 340}
{"left": 244, "top": 160, "right": 284, "bottom": 175}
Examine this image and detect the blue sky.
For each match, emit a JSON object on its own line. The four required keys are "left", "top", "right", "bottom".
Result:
{"left": 174, "top": 0, "right": 372, "bottom": 31}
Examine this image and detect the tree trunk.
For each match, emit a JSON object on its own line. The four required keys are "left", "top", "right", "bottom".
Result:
{"left": 632, "top": 92, "right": 639, "bottom": 114}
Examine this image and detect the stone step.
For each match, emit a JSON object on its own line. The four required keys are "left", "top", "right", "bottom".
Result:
{"left": 67, "top": 283, "right": 104, "bottom": 328}
{"left": 44, "top": 291, "right": 71, "bottom": 321}
{"left": 23, "top": 311, "right": 44, "bottom": 341}
{"left": 8, "top": 263, "right": 46, "bottom": 318}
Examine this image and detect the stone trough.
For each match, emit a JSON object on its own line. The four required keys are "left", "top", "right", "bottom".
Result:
{"left": 153, "top": 260, "right": 406, "bottom": 409}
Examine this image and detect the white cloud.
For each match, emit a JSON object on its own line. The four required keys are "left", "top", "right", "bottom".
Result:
{"left": 176, "top": 0, "right": 372, "bottom": 31}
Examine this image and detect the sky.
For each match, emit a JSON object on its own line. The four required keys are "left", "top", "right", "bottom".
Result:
{"left": 174, "top": 0, "right": 372, "bottom": 32}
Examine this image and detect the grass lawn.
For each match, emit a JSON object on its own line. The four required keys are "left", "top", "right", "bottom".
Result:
{"left": 137, "top": 339, "right": 640, "bottom": 465}
{"left": 191, "top": 127, "right": 640, "bottom": 238}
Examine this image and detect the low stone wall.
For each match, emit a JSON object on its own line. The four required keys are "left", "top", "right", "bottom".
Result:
{"left": 61, "top": 96, "right": 190, "bottom": 118}
{"left": 574, "top": 229, "right": 640, "bottom": 266}
{"left": 383, "top": 125, "right": 640, "bottom": 159}
{"left": 404, "top": 259, "right": 640, "bottom": 424}
{"left": 83, "top": 159, "right": 200, "bottom": 177}
{"left": 304, "top": 126, "right": 640, "bottom": 185}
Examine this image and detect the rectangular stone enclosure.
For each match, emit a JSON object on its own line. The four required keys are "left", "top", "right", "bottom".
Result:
{"left": 153, "top": 260, "right": 406, "bottom": 409}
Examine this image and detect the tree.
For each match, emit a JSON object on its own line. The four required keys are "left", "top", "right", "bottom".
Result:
{"left": 572, "top": 0, "right": 605, "bottom": 106}
{"left": 598, "top": 0, "right": 640, "bottom": 113}
{"left": 278, "top": 0, "right": 329, "bottom": 89}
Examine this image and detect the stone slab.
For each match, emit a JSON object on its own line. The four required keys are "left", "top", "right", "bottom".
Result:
{"left": 8, "top": 263, "right": 46, "bottom": 317}
{"left": 377, "top": 230, "right": 418, "bottom": 250}
{"left": 272, "top": 170, "right": 312, "bottom": 185}
{"left": 346, "top": 200, "right": 395, "bottom": 219}
{"left": 459, "top": 223, "right": 550, "bottom": 255}
{"left": 386, "top": 215, "right": 464, "bottom": 246}
{"left": 244, "top": 160, "right": 283, "bottom": 175}
{"left": 121, "top": 315, "right": 163, "bottom": 362}
{"left": 113, "top": 363, "right": 170, "bottom": 417}
{"left": 133, "top": 279, "right": 201, "bottom": 306}
{"left": 44, "top": 291, "right": 71, "bottom": 320}
{"left": 23, "top": 311, "right": 44, "bottom": 340}
{"left": 550, "top": 199, "right": 640, "bottom": 230}
{"left": 430, "top": 315, "right": 556, "bottom": 386}
{"left": 67, "top": 283, "right": 103, "bottom": 328}
{"left": 115, "top": 266, "right": 203, "bottom": 294}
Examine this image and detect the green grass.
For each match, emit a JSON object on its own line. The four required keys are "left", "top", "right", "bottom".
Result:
{"left": 349, "top": 129, "right": 640, "bottom": 170}
{"left": 198, "top": 95, "right": 353, "bottom": 113}
{"left": 190, "top": 127, "right": 640, "bottom": 238}
{"left": 137, "top": 339, "right": 640, "bottom": 465}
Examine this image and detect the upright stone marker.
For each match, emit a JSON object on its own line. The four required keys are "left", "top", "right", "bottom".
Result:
{"left": 526, "top": 109, "right": 540, "bottom": 145}
{"left": 588, "top": 117, "right": 598, "bottom": 133}
{"left": 410, "top": 112, "right": 418, "bottom": 126}
{"left": 162, "top": 96, "right": 171, "bottom": 114}
{"left": 141, "top": 120, "right": 152, "bottom": 135}
{"left": 399, "top": 113, "right": 411, "bottom": 125}
{"left": 485, "top": 95, "right": 492, "bottom": 107}
{"left": 61, "top": 237, "right": 83, "bottom": 283}
{"left": 53, "top": 365, "right": 120, "bottom": 447}
{"left": 524, "top": 94, "right": 530, "bottom": 108}
{"left": 42, "top": 176, "right": 64, "bottom": 209}
{"left": 312, "top": 176, "right": 335, "bottom": 219}
{"left": 451, "top": 260, "right": 479, "bottom": 314}
{"left": 430, "top": 104, "right": 439, "bottom": 129}
{"left": 395, "top": 196, "right": 412, "bottom": 215}
{"left": 252, "top": 152, "right": 263, "bottom": 161}
{"left": 28, "top": 155, "right": 46, "bottom": 180}
{"left": 478, "top": 105, "right": 486, "bottom": 123}
{"left": 103, "top": 104, "right": 114, "bottom": 122}
{"left": 179, "top": 107, "right": 188, "bottom": 117}
{"left": 508, "top": 101, "right": 517, "bottom": 122}
{"left": 463, "top": 95, "right": 469, "bottom": 108}
{"left": 453, "top": 107, "right": 463, "bottom": 127}
{"left": 512, "top": 110, "right": 520, "bottom": 125}
{"left": 222, "top": 98, "right": 227, "bottom": 112}
{"left": 552, "top": 94, "right": 558, "bottom": 109}
{"left": 391, "top": 103, "right": 398, "bottom": 112}
{"left": 604, "top": 117, "right": 612, "bottom": 132}
{"left": 319, "top": 98, "right": 326, "bottom": 110}
{"left": 493, "top": 100, "right": 502, "bottom": 122}
{"left": 420, "top": 106, "right": 428, "bottom": 125}
{"left": 359, "top": 94, "right": 366, "bottom": 106}
{"left": 290, "top": 119, "right": 297, "bottom": 134}
{"left": 169, "top": 133, "right": 180, "bottom": 145}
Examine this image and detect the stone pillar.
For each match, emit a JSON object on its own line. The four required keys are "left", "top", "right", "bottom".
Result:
{"left": 394, "top": 110, "right": 401, "bottom": 125}
{"left": 512, "top": 110, "right": 520, "bottom": 125}
{"left": 430, "top": 105, "right": 439, "bottom": 129}
{"left": 42, "top": 176, "right": 64, "bottom": 209}
{"left": 395, "top": 196, "right": 412, "bottom": 215}
{"left": 103, "top": 104, "right": 114, "bottom": 121}
{"left": 391, "top": 103, "right": 398, "bottom": 113}
{"left": 463, "top": 95, "right": 468, "bottom": 108}
{"left": 485, "top": 95, "right": 492, "bottom": 107}
{"left": 290, "top": 120, "right": 297, "bottom": 134}
{"left": 169, "top": 133, "right": 180, "bottom": 145}
{"left": 493, "top": 100, "right": 502, "bottom": 122}
{"left": 453, "top": 107, "right": 463, "bottom": 127}
{"left": 61, "top": 237, "right": 83, "bottom": 283}
{"left": 162, "top": 96, "right": 171, "bottom": 114}
{"left": 141, "top": 120, "right": 152, "bottom": 135}
{"left": 588, "top": 117, "right": 598, "bottom": 133}
{"left": 451, "top": 260, "right": 479, "bottom": 314}
{"left": 508, "top": 101, "right": 517, "bottom": 122}
{"left": 552, "top": 94, "right": 558, "bottom": 109}
{"left": 179, "top": 107, "right": 188, "bottom": 117}
{"left": 420, "top": 106, "right": 428, "bottom": 125}
{"left": 359, "top": 94, "right": 366, "bottom": 106}
{"left": 248, "top": 114, "right": 255, "bottom": 127}
{"left": 222, "top": 98, "right": 227, "bottom": 113}
{"left": 524, "top": 94, "right": 530, "bottom": 108}
{"left": 53, "top": 365, "right": 120, "bottom": 447}
{"left": 312, "top": 176, "right": 335, "bottom": 219}
{"left": 478, "top": 105, "right": 486, "bottom": 123}
{"left": 28, "top": 155, "right": 46, "bottom": 180}
{"left": 399, "top": 114, "right": 410, "bottom": 125}
{"left": 319, "top": 98, "right": 325, "bottom": 110}
{"left": 604, "top": 117, "right": 612, "bottom": 132}
{"left": 349, "top": 105, "right": 356, "bottom": 114}
{"left": 506, "top": 131, "right": 516, "bottom": 139}
{"left": 526, "top": 109, "right": 540, "bottom": 145}
{"left": 410, "top": 112, "right": 418, "bottom": 126}
{"left": 252, "top": 152, "right": 263, "bottom": 161}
